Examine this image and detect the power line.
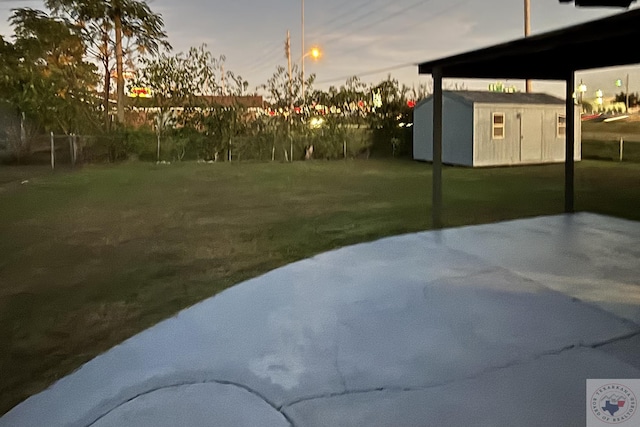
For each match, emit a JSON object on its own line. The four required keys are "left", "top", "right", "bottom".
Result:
{"left": 318, "top": 0, "right": 437, "bottom": 48}
{"left": 306, "top": 0, "right": 392, "bottom": 41}
{"left": 326, "top": 0, "right": 471, "bottom": 59}
{"left": 240, "top": 0, "right": 445, "bottom": 88}
{"left": 315, "top": 62, "right": 416, "bottom": 85}
{"left": 313, "top": 0, "right": 471, "bottom": 87}
{"left": 242, "top": 43, "right": 285, "bottom": 74}
{"left": 241, "top": 2, "right": 392, "bottom": 77}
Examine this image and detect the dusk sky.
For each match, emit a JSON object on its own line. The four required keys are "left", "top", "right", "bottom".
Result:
{"left": 1, "top": 0, "right": 638, "bottom": 99}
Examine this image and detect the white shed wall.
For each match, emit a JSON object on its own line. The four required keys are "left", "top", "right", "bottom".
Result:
{"left": 473, "top": 104, "right": 581, "bottom": 166}
{"left": 412, "top": 99, "right": 432, "bottom": 162}
{"left": 412, "top": 95, "right": 473, "bottom": 166}
{"left": 414, "top": 97, "right": 581, "bottom": 167}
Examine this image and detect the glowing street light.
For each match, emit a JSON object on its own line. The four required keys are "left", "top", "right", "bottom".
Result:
{"left": 301, "top": 47, "right": 321, "bottom": 105}
{"left": 301, "top": 47, "right": 321, "bottom": 60}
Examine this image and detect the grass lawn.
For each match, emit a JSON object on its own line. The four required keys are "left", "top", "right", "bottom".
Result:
{"left": 582, "top": 120, "right": 640, "bottom": 142}
{"left": 581, "top": 120, "right": 640, "bottom": 162}
{"left": 1, "top": 159, "right": 640, "bottom": 415}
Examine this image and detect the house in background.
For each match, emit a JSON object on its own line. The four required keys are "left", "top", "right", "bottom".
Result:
{"left": 413, "top": 91, "right": 581, "bottom": 167}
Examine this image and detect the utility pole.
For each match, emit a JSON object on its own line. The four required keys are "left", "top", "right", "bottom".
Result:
{"left": 625, "top": 73, "right": 630, "bottom": 113}
{"left": 286, "top": 30, "right": 293, "bottom": 112}
{"left": 221, "top": 63, "right": 226, "bottom": 95}
{"left": 301, "top": 0, "right": 305, "bottom": 104}
{"left": 286, "top": 30, "right": 294, "bottom": 162}
{"left": 524, "top": 0, "right": 532, "bottom": 93}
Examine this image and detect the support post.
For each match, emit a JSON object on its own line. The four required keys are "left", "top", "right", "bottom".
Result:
{"left": 432, "top": 67, "right": 443, "bottom": 229}
{"left": 524, "top": 0, "right": 532, "bottom": 93}
{"left": 625, "top": 73, "right": 629, "bottom": 114}
{"left": 565, "top": 71, "right": 575, "bottom": 214}
{"left": 301, "top": 0, "right": 305, "bottom": 104}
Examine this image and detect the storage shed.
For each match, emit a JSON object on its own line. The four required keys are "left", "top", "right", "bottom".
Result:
{"left": 413, "top": 91, "right": 581, "bottom": 167}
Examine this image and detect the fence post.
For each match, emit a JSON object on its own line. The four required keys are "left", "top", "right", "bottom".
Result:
{"left": 619, "top": 137, "right": 624, "bottom": 162}
{"left": 69, "top": 134, "right": 74, "bottom": 167}
{"left": 50, "top": 132, "right": 55, "bottom": 169}
{"left": 73, "top": 134, "right": 78, "bottom": 165}
{"left": 343, "top": 140, "right": 347, "bottom": 159}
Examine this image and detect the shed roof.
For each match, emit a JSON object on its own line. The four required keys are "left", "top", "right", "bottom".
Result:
{"left": 446, "top": 91, "right": 565, "bottom": 105}
{"left": 417, "top": 8, "right": 640, "bottom": 79}
{"left": 415, "top": 91, "right": 565, "bottom": 108}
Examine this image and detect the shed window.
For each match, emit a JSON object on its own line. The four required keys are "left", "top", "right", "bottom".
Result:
{"left": 492, "top": 113, "right": 505, "bottom": 139}
{"left": 557, "top": 114, "right": 566, "bottom": 137}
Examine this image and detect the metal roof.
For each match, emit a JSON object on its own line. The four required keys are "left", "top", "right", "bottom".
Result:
{"left": 418, "top": 8, "right": 640, "bottom": 80}
{"left": 443, "top": 90, "right": 565, "bottom": 105}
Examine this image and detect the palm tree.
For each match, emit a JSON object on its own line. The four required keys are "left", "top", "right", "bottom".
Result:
{"left": 46, "top": 0, "right": 170, "bottom": 128}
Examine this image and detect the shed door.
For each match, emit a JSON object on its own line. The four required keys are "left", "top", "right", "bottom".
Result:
{"left": 520, "top": 111, "right": 543, "bottom": 162}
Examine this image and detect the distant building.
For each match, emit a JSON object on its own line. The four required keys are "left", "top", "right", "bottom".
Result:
{"left": 124, "top": 95, "right": 265, "bottom": 128}
{"left": 126, "top": 95, "right": 265, "bottom": 111}
{"left": 413, "top": 91, "right": 581, "bottom": 167}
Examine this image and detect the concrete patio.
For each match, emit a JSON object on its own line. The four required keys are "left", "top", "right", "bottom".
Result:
{"left": 1, "top": 213, "right": 639, "bottom": 426}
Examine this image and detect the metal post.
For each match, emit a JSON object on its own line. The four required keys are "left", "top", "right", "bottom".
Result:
{"left": 565, "top": 71, "right": 575, "bottom": 214}
{"left": 286, "top": 30, "right": 294, "bottom": 163}
{"left": 301, "top": 0, "right": 305, "bottom": 103}
{"left": 50, "top": 131, "right": 55, "bottom": 169}
{"left": 432, "top": 67, "right": 443, "bottom": 229}
{"left": 625, "top": 73, "right": 629, "bottom": 114}
{"left": 524, "top": 0, "right": 532, "bottom": 93}
{"left": 620, "top": 138, "right": 624, "bottom": 162}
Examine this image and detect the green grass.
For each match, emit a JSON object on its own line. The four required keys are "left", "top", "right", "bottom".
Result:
{"left": 582, "top": 119, "right": 640, "bottom": 143}
{"left": 582, "top": 139, "right": 640, "bottom": 162}
{"left": 1, "top": 159, "right": 640, "bottom": 415}
{"left": 581, "top": 120, "right": 640, "bottom": 162}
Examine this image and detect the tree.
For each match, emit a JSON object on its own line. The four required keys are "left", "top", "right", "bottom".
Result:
{"left": 615, "top": 91, "right": 638, "bottom": 108}
{"left": 135, "top": 44, "right": 250, "bottom": 161}
{"left": 1, "top": 8, "right": 99, "bottom": 160}
{"left": 45, "top": 0, "right": 170, "bottom": 127}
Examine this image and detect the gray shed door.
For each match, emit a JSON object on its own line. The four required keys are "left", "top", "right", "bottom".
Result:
{"left": 520, "top": 111, "right": 543, "bottom": 162}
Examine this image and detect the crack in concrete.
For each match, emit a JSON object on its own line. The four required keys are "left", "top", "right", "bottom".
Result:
{"left": 85, "top": 379, "right": 294, "bottom": 427}
{"left": 281, "top": 329, "right": 640, "bottom": 409}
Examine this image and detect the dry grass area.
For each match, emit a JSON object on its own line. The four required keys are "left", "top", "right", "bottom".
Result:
{"left": 1, "top": 159, "right": 639, "bottom": 415}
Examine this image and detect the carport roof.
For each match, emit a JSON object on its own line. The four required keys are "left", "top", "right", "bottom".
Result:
{"left": 418, "top": 8, "right": 640, "bottom": 80}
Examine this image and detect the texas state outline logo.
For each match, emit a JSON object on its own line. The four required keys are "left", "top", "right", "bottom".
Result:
{"left": 588, "top": 381, "right": 638, "bottom": 426}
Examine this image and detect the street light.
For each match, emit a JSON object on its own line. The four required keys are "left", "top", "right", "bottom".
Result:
{"left": 578, "top": 80, "right": 587, "bottom": 104}
{"left": 307, "top": 47, "right": 320, "bottom": 60}
{"left": 300, "top": 47, "right": 321, "bottom": 105}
